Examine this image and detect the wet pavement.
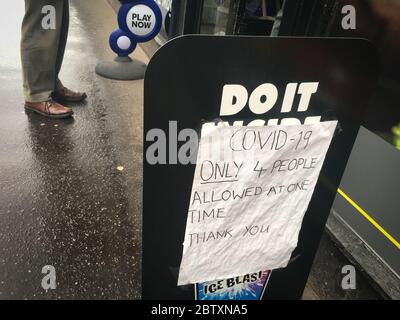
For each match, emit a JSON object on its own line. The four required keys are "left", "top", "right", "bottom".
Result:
{"left": 0, "top": 0, "right": 147, "bottom": 299}
{"left": 0, "top": 1, "right": 384, "bottom": 301}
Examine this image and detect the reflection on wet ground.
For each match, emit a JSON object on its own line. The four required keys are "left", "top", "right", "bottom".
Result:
{"left": 0, "top": 0, "right": 146, "bottom": 299}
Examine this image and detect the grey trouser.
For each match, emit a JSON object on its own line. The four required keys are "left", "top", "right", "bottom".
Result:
{"left": 21, "top": 0, "right": 69, "bottom": 102}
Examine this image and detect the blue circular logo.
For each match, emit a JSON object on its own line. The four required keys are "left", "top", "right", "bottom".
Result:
{"left": 110, "top": 1, "right": 162, "bottom": 56}
{"left": 109, "top": 28, "right": 137, "bottom": 57}
{"left": 118, "top": 1, "right": 162, "bottom": 43}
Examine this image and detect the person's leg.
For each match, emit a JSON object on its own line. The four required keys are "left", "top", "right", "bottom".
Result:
{"left": 21, "top": 0, "right": 73, "bottom": 118}
{"left": 21, "top": 0, "right": 66, "bottom": 103}
{"left": 55, "top": 0, "right": 69, "bottom": 88}
{"left": 53, "top": 0, "right": 87, "bottom": 103}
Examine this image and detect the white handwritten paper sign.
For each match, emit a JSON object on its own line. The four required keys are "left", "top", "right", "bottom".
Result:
{"left": 177, "top": 121, "right": 338, "bottom": 286}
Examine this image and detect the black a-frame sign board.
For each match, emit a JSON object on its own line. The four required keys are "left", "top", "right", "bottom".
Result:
{"left": 143, "top": 36, "right": 378, "bottom": 300}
